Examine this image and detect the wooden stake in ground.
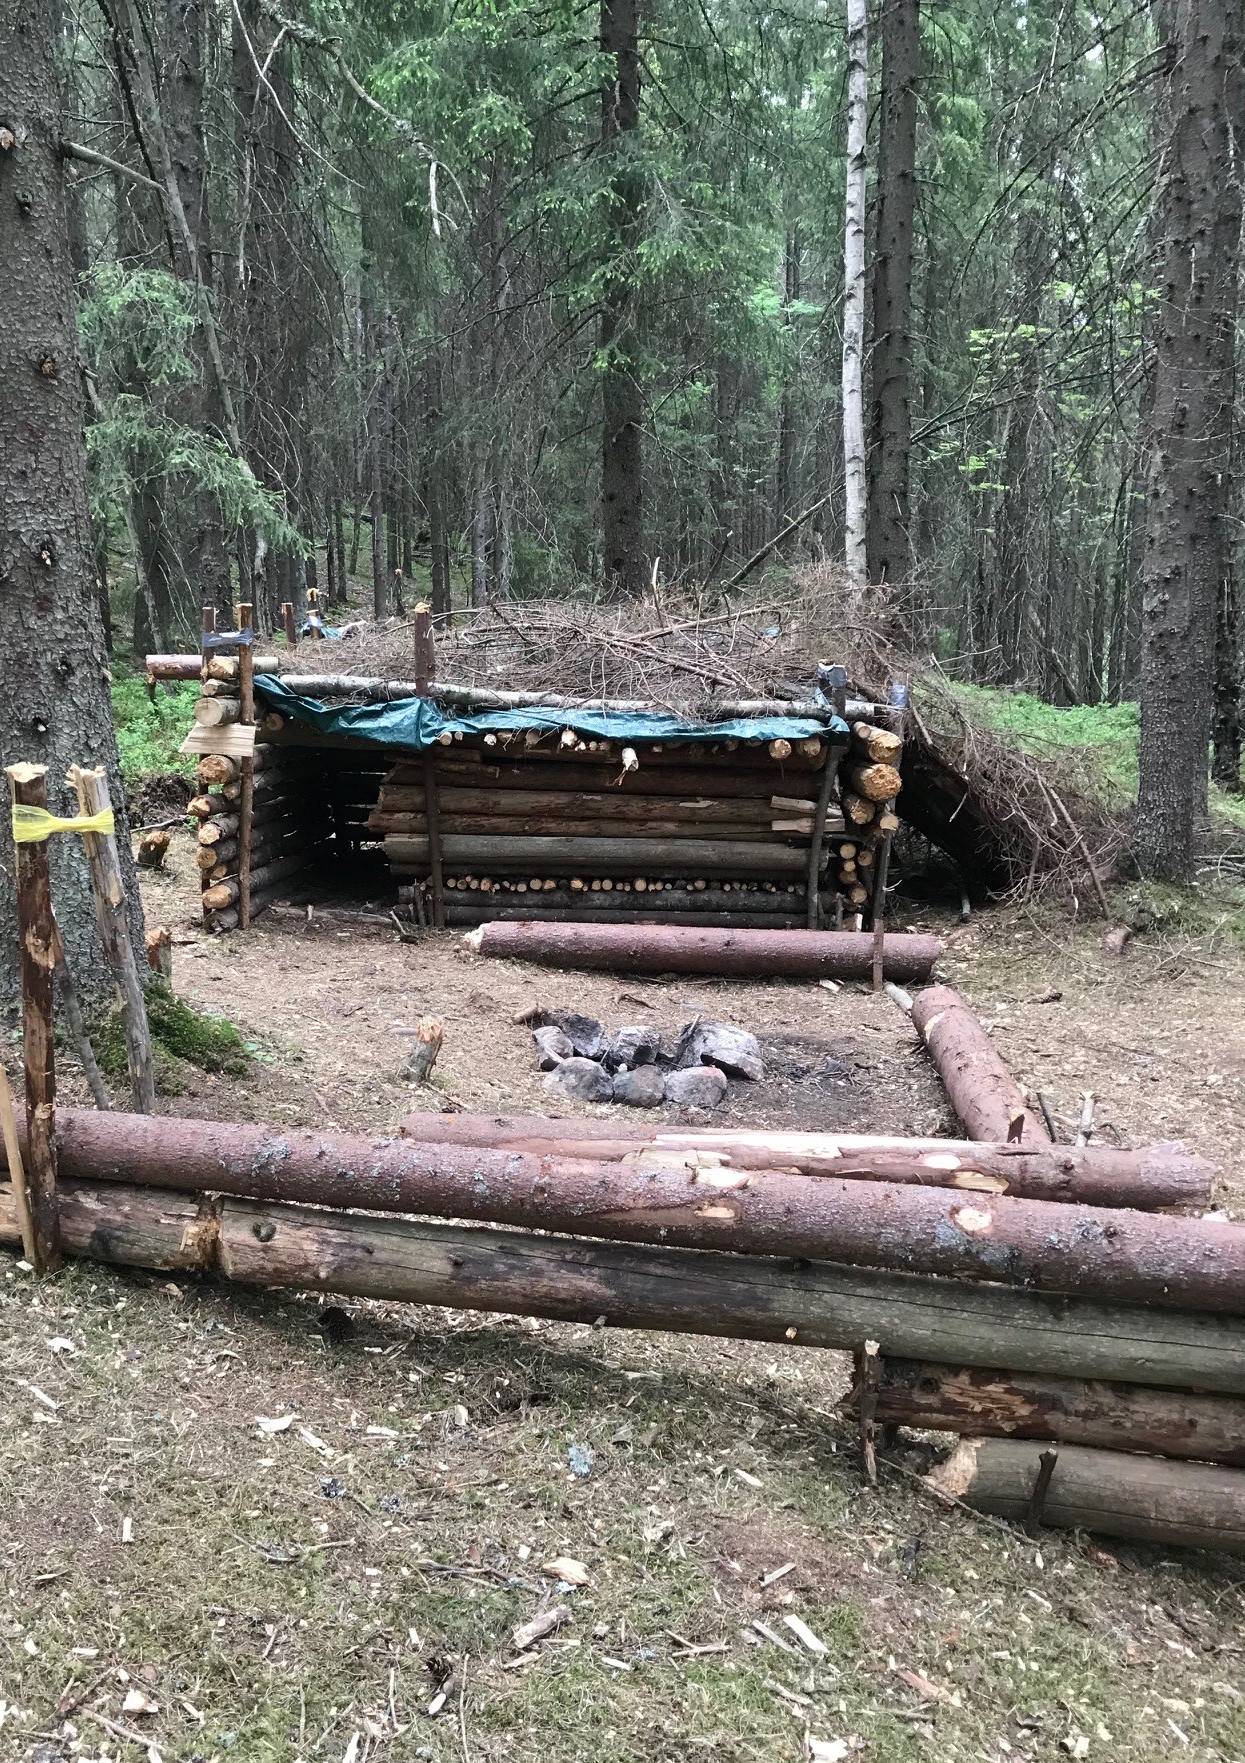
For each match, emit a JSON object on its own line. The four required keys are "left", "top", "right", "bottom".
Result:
{"left": 413, "top": 602, "right": 446, "bottom": 927}
{"left": 0, "top": 1064, "right": 37, "bottom": 1265}
{"left": 5, "top": 763, "right": 61, "bottom": 1271}
{"left": 67, "top": 765, "right": 155, "bottom": 1114}
{"left": 237, "top": 603, "right": 256, "bottom": 930}
{"left": 51, "top": 913, "right": 111, "bottom": 1112}
{"left": 857, "top": 1338, "right": 881, "bottom": 1486}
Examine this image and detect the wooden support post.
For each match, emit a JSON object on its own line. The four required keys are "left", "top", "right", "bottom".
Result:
{"left": 1025, "top": 1448, "right": 1059, "bottom": 1535}
{"left": 282, "top": 601, "right": 297, "bottom": 648}
{"left": 0, "top": 1065, "right": 37, "bottom": 1266}
{"left": 50, "top": 913, "right": 111, "bottom": 1111}
{"left": 807, "top": 720, "right": 847, "bottom": 930}
{"left": 5, "top": 764, "right": 61, "bottom": 1271}
{"left": 857, "top": 1338, "right": 881, "bottom": 1485}
{"left": 237, "top": 603, "right": 256, "bottom": 931}
{"left": 200, "top": 604, "right": 215, "bottom": 682}
{"left": 412, "top": 602, "right": 445, "bottom": 928}
{"left": 68, "top": 766, "right": 155, "bottom": 1113}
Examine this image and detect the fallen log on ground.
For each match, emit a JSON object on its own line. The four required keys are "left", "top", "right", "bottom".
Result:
{"left": 465, "top": 921, "right": 942, "bottom": 981}
{"left": 396, "top": 1113, "right": 1214, "bottom": 1212}
{"left": 911, "top": 984, "right": 1048, "bottom": 1145}
{"left": 3, "top": 1177, "right": 1244, "bottom": 1391}
{"left": 8, "top": 1109, "right": 1242, "bottom": 1312}
{"left": 850, "top": 1359, "right": 1245, "bottom": 1466}
{"left": 926, "top": 1439, "right": 1245, "bottom": 1553}
{"left": 448, "top": 906, "right": 810, "bottom": 931}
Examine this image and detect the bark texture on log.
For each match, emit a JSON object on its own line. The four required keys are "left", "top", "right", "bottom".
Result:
{"left": 911, "top": 985, "right": 1047, "bottom": 1145}
{"left": 927, "top": 1439, "right": 1245, "bottom": 1553}
{"left": 9, "top": 1108, "right": 1243, "bottom": 1311}
{"left": 387, "top": 835, "right": 819, "bottom": 877}
{"left": 467, "top": 921, "right": 941, "bottom": 980}
{"left": 4, "top": 1177, "right": 1244, "bottom": 1391}
{"left": 857, "top": 1358, "right": 1245, "bottom": 1466}
{"left": 396, "top": 1112, "right": 1214, "bottom": 1211}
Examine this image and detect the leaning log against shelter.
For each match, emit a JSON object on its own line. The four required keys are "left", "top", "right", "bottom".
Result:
{"left": 6, "top": 1108, "right": 1243, "bottom": 1311}
{"left": 464, "top": 921, "right": 942, "bottom": 980}
{"left": 925, "top": 1439, "right": 1245, "bottom": 1554}
{"left": 848, "top": 1358, "right": 1245, "bottom": 1467}
{"left": 396, "top": 1112, "right": 1215, "bottom": 1212}
{"left": 4, "top": 1175, "right": 1245, "bottom": 1393}
{"left": 911, "top": 984, "right": 1049, "bottom": 1145}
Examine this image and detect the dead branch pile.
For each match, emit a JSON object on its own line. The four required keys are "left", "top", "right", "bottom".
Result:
{"left": 281, "top": 569, "right": 1125, "bottom": 895}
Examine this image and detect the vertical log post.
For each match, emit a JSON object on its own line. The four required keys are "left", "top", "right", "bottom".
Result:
{"left": 0, "top": 1063, "right": 36, "bottom": 1264}
{"left": 857, "top": 1338, "right": 881, "bottom": 1486}
{"left": 814, "top": 663, "right": 849, "bottom": 929}
{"left": 282, "top": 601, "right": 298, "bottom": 648}
{"left": 68, "top": 766, "right": 155, "bottom": 1113}
{"left": 870, "top": 681, "right": 908, "bottom": 991}
{"left": 1026, "top": 1448, "right": 1059, "bottom": 1535}
{"left": 200, "top": 603, "right": 215, "bottom": 678}
{"left": 4, "top": 764, "right": 61, "bottom": 1271}
{"left": 413, "top": 601, "right": 446, "bottom": 929}
{"left": 237, "top": 602, "right": 256, "bottom": 931}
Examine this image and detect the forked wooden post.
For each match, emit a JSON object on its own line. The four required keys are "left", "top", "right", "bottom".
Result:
{"left": 4, "top": 763, "right": 61, "bottom": 1271}
{"left": 413, "top": 601, "right": 446, "bottom": 929}
{"left": 68, "top": 765, "right": 155, "bottom": 1113}
{"left": 237, "top": 602, "right": 256, "bottom": 930}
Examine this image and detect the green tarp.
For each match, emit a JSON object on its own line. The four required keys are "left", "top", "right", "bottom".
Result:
{"left": 255, "top": 675, "right": 845, "bottom": 752}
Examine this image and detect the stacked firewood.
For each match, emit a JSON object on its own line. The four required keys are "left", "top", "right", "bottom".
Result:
{"left": 190, "top": 743, "right": 325, "bottom": 931}
{"left": 835, "top": 719, "right": 904, "bottom": 913}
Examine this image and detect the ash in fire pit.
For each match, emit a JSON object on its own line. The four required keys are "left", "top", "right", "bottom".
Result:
{"left": 528, "top": 1010, "right": 764, "bottom": 1109}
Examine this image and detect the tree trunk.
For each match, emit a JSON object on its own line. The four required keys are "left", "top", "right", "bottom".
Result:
{"left": 1135, "top": 0, "right": 1244, "bottom": 877}
{"left": 164, "top": 0, "right": 232, "bottom": 622}
{"left": 841, "top": 0, "right": 869, "bottom": 583}
{"left": 927, "top": 1439, "right": 1245, "bottom": 1553}
{"left": 775, "top": 227, "right": 800, "bottom": 545}
{"left": 0, "top": 0, "right": 146, "bottom": 1013}
{"left": 866, "top": 0, "right": 919, "bottom": 596}
{"left": 599, "top": 0, "right": 645, "bottom": 596}
{"left": 7, "top": 1175, "right": 1245, "bottom": 1394}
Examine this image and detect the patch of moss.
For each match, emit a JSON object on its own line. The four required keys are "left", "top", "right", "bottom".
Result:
{"left": 94, "top": 984, "right": 249, "bottom": 1095}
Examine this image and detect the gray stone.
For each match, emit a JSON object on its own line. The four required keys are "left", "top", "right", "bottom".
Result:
{"left": 663, "top": 1065, "right": 729, "bottom": 1108}
{"left": 608, "top": 1025, "right": 661, "bottom": 1071}
{"left": 533, "top": 1024, "right": 575, "bottom": 1069}
{"left": 546, "top": 1010, "right": 607, "bottom": 1060}
{"left": 543, "top": 1056, "right": 614, "bottom": 1103}
{"left": 612, "top": 1065, "right": 666, "bottom": 1107}
{"left": 676, "top": 1019, "right": 765, "bottom": 1082}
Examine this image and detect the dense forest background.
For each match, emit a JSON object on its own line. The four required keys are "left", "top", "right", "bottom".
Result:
{"left": 69, "top": 0, "right": 1172, "bottom": 693}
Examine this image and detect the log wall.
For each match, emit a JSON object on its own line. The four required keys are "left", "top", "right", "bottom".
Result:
{"left": 192, "top": 682, "right": 906, "bottom": 930}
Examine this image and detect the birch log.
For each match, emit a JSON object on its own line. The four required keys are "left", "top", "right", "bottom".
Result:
{"left": 841, "top": 0, "right": 869, "bottom": 582}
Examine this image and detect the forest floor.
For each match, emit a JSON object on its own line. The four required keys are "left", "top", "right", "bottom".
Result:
{"left": 2, "top": 834, "right": 1244, "bottom": 1763}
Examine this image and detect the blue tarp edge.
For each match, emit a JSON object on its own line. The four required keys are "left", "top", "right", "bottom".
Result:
{"left": 255, "top": 675, "right": 846, "bottom": 753}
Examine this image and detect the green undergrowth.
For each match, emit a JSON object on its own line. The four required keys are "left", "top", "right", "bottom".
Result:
{"left": 94, "top": 983, "right": 249, "bottom": 1094}
{"left": 111, "top": 667, "right": 198, "bottom": 783}
{"left": 951, "top": 683, "right": 1245, "bottom": 830}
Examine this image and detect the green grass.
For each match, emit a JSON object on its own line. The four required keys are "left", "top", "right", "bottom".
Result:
{"left": 111, "top": 668, "right": 198, "bottom": 782}
{"left": 951, "top": 684, "right": 1245, "bottom": 829}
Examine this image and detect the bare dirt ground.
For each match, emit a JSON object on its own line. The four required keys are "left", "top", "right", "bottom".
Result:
{"left": 2, "top": 832, "right": 1243, "bottom": 1763}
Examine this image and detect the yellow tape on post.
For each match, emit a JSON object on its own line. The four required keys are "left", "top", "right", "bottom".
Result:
{"left": 11, "top": 804, "right": 115, "bottom": 844}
